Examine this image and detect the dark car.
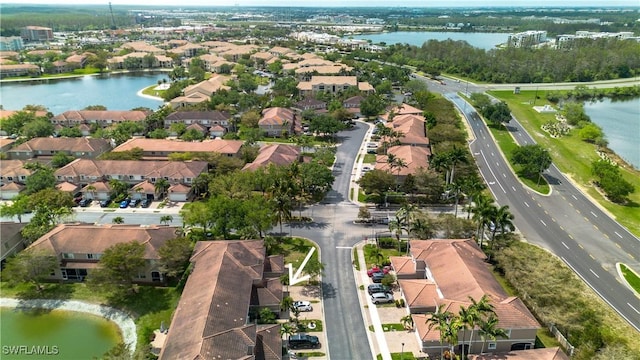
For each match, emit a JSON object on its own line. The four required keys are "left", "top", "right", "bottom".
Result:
{"left": 119, "top": 199, "right": 131, "bottom": 208}
{"left": 78, "top": 198, "right": 91, "bottom": 207}
{"left": 367, "top": 283, "right": 392, "bottom": 295}
{"left": 100, "top": 199, "right": 111, "bottom": 208}
{"left": 287, "top": 334, "right": 320, "bottom": 349}
{"left": 372, "top": 272, "right": 385, "bottom": 283}
{"left": 129, "top": 199, "right": 141, "bottom": 208}
{"left": 141, "top": 199, "right": 151, "bottom": 208}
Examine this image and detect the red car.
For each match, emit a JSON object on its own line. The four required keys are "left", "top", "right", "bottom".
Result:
{"left": 367, "top": 266, "right": 391, "bottom": 277}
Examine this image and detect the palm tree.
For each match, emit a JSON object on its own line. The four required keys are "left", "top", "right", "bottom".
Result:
{"left": 446, "top": 146, "right": 468, "bottom": 185}
{"left": 430, "top": 152, "right": 452, "bottom": 185}
{"left": 426, "top": 304, "right": 450, "bottom": 360}
{"left": 447, "top": 181, "right": 464, "bottom": 218}
{"left": 458, "top": 305, "right": 479, "bottom": 359}
{"left": 280, "top": 323, "right": 295, "bottom": 341}
{"left": 472, "top": 195, "right": 495, "bottom": 248}
{"left": 489, "top": 205, "right": 515, "bottom": 250}
{"left": 479, "top": 316, "right": 508, "bottom": 354}
{"left": 154, "top": 178, "right": 170, "bottom": 200}
{"left": 460, "top": 176, "right": 485, "bottom": 220}
{"left": 467, "top": 295, "right": 496, "bottom": 354}
{"left": 280, "top": 296, "right": 294, "bottom": 313}
{"left": 400, "top": 314, "right": 414, "bottom": 330}
{"left": 85, "top": 184, "right": 97, "bottom": 200}
{"left": 160, "top": 215, "right": 173, "bottom": 226}
{"left": 112, "top": 216, "right": 124, "bottom": 224}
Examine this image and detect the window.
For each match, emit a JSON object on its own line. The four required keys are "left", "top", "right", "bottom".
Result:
{"left": 7, "top": 176, "right": 13, "bottom": 181}
{"left": 488, "top": 343, "right": 497, "bottom": 350}
{"left": 62, "top": 253, "right": 74, "bottom": 259}
{"left": 129, "top": 175, "right": 134, "bottom": 180}
{"left": 87, "top": 253, "right": 101, "bottom": 260}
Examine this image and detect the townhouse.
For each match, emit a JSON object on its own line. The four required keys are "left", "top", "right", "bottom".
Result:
{"left": 51, "top": 110, "right": 149, "bottom": 129}
{"left": 112, "top": 138, "right": 244, "bottom": 159}
{"left": 7, "top": 137, "right": 112, "bottom": 160}
{"left": 169, "top": 74, "right": 232, "bottom": 108}
{"left": 0, "top": 64, "right": 41, "bottom": 78}
{"left": 159, "top": 240, "right": 283, "bottom": 360}
{"left": 26, "top": 223, "right": 178, "bottom": 282}
{"left": 375, "top": 145, "right": 431, "bottom": 180}
{"left": 390, "top": 239, "right": 540, "bottom": 357}
{"left": 163, "top": 110, "right": 232, "bottom": 136}
{"left": 297, "top": 76, "right": 374, "bottom": 97}
{"left": 258, "top": 107, "right": 299, "bottom": 137}
{"left": 242, "top": 144, "right": 303, "bottom": 171}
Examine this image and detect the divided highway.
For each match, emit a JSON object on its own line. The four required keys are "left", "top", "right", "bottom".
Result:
{"left": 445, "top": 93, "right": 640, "bottom": 332}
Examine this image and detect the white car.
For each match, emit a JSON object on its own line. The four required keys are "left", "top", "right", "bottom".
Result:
{"left": 292, "top": 300, "right": 313, "bottom": 312}
{"left": 371, "top": 292, "right": 394, "bottom": 304}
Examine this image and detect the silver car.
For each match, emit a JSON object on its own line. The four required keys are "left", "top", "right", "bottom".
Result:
{"left": 370, "top": 292, "right": 394, "bottom": 304}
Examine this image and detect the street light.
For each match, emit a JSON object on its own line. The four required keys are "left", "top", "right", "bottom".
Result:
{"left": 401, "top": 342, "right": 405, "bottom": 360}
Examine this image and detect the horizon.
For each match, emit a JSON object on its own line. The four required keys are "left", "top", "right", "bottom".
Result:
{"left": 4, "top": 0, "right": 640, "bottom": 7}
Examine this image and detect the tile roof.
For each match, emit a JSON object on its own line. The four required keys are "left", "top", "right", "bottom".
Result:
{"left": 375, "top": 146, "right": 430, "bottom": 176}
{"left": 27, "top": 224, "right": 177, "bottom": 260}
{"left": 113, "top": 138, "right": 243, "bottom": 156}
{"left": 259, "top": 107, "right": 295, "bottom": 126}
{"left": 52, "top": 110, "right": 148, "bottom": 123}
{"left": 242, "top": 144, "right": 300, "bottom": 171}
{"left": 10, "top": 137, "right": 111, "bottom": 154}
{"left": 55, "top": 159, "right": 209, "bottom": 181}
{"left": 160, "top": 240, "right": 282, "bottom": 360}
{"left": 468, "top": 347, "right": 570, "bottom": 360}
{"left": 165, "top": 111, "right": 230, "bottom": 121}
{"left": 0, "top": 160, "right": 32, "bottom": 179}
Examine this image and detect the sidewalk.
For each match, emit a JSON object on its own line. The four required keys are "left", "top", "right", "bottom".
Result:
{"left": 353, "top": 241, "right": 423, "bottom": 360}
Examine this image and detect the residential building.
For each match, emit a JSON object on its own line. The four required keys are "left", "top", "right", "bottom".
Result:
{"left": 164, "top": 111, "right": 231, "bottom": 134}
{"left": 0, "top": 160, "right": 32, "bottom": 187}
{"left": 26, "top": 223, "right": 177, "bottom": 282}
{"left": 120, "top": 41, "right": 165, "bottom": 55}
{"left": 51, "top": 110, "right": 149, "bottom": 129}
{"left": 0, "top": 64, "right": 41, "bottom": 79}
{"left": 390, "top": 239, "right": 540, "bottom": 356}
{"left": 294, "top": 98, "right": 327, "bottom": 112}
{"left": 7, "top": 137, "right": 112, "bottom": 160}
{"left": 507, "top": 31, "right": 548, "bottom": 48}
{"left": 112, "top": 138, "right": 244, "bottom": 159}
{"left": 0, "top": 222, "right": 27, "bottom": 267}
{"left": 55, "top": 159, "right": 208, "bottom": 187}
{"left": 242, "top": 144, "right": 302, "bottom": 171}
{"left": 159, "top": 240, "right": 284, "bottom": 360}
{"left": 468, "top": 347, "right": 569, "bottom": 360}
{"left": 385, "top": 114, "right": 430, "bottom": 147}
{"left": 375, "top": 145, "right": 430, "bottom": 179}
{"left": 0, "top": 36, "right": 24, "bottom": 51}
{"left": 21, "top": 26, "right": 53, "bottom": 42}
{"left": 297, "top": 76, "right": 374, "bottom": 97}
{"left": 170, "top": 75, "right": 232, "bottom": 108}
{"left": 258, "top": 107, "right": 298, "bottom": 137}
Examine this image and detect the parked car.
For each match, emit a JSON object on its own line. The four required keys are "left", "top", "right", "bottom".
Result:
{"left": 367, "top": 266, "right": 390, "bottom": 277}
{"left": 292, "top": 300, "right": 313, "bottom": 312}
{"left": 119, "top": 199, "right": 130, "bottom": 208}
{"left": 371, "top": 292, "right": 394, "bottom": 304}
{"left": 372, "top": 272, "right": 385, "bottom": 283}
{"left": 141, "top": 199, "right": 151, "bottom": 208}
{"left": 78, "top": 198, "right": 91, "bottom": 207}
{"left": 287, "top": 334, "right": 320, "bottom": 349}
{"left": 367, "top": 283, "right": 393, "bottom": 295}
{"left": 99, "top": 199, "right": 111, "bottom": 208}
{"left": 129, "top": 199, "right": 141, "bottom": 208}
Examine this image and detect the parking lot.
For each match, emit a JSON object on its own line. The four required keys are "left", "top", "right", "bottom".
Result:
{"left": 286, "top": 285, "right": 327, "bottom": 359}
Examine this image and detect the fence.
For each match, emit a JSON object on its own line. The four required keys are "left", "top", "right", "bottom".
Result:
{"left": 549, "top": 323, "right": 575, "bottom": 357}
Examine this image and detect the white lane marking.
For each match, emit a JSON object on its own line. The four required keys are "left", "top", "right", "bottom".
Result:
{"left": 335, "top": 246, "right": 353, "bottom": 249}
{"left": 524, "top": 201, "right": 530, "bottom": 207}
{"left": 615, "top": 231, "right": 623, "bottom": 238}
{"left": 540, "top": 219, "right": 547, "bottom": 226}
{"left": 502, "top": 173, "right": 507, "bottom": 178}
{"left": 572, "top": 194, "right": 578, "bottom": 200}
{"left": 629, "top": 303, "right": 640, "bottom": 314}
{"left": 491, "top": 152, "right": 494, "bottom": 156}
{"left": 480, "top": 150, "right": 507, "bottom": 194}
{"left": 496, "top": 162, "right": 500, "bottom": 166}
{"left": 589, "top": 269, "right": 600, "bottom": 279}
{"left": 561, "top": 242, "right": 569, "bottom": 249}
{"left": 590, "top": 211, "right": 598, "bottom": 218}
{"left": 512, "top": 186, "right": 516, "bottom": 192}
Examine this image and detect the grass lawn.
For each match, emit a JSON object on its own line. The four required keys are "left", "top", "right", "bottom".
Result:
{"left": 377, "top": 353, "right": 417, "bottom": 360}
{"left": 619, "top": 263, "right": 640, "bottom": 294}
{"left": 489, "top": 90, "right": 640, "bottom": 236}
{"left": 363, "top": 244, "right": 402, "bottom": 268}
{"left": 142, "top": 84, "right": 165, "bottom": 98}
{"left": 364, "top": 153, "right": 376, "bottom": 163}
{"left": 368, "top": 323, "right": 406, "bottom": 332}
{"left": 535, "top": 328, "right": 561, "bottom": 348}
{"left": 269, "top": 237, "right": 318, "bottom": 271}
{"left": 0, "top": 281, "right": 180, "bottom": 355}
{"left": 297, "top": 319, "right": 323, "bottom": 332}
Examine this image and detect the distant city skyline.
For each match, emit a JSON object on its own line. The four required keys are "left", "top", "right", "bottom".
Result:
{"left": 5, "top": 0, "right": 640, "bottom": 7}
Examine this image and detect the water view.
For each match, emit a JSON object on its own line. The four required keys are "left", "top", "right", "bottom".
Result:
{"left": 0, "top": 307, "right": 122, "bottom": 360}
{"left": 348, "top": 31, "right": 509, "bottom": 50}
{"left": 583, "top": 98, "right": 640, "bottom": 169}
{"left": 0, "top": 72, "right": 167, "bottom": 114}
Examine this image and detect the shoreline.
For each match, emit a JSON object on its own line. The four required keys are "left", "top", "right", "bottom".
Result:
{"left": 0, "top": 297, "right": 137, "bottom": 353}
{"left": 0, "top": 68, "right": 171, "bottom": 84}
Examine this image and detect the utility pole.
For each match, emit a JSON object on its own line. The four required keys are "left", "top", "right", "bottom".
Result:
{"left": 109, "top": 2, "right": 116, "bottom": 30}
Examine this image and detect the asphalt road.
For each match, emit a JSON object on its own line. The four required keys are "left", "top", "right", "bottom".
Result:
{"left": 444, "top": 92, "right": 640, "bottom": 333}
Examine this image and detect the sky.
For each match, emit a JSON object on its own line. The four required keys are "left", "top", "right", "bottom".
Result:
{"left": 4, "top": 0, "right": 640, "bottom": 7}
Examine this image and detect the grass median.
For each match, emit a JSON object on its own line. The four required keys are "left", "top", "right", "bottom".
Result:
{"left": 489, "top": 90, "right": 640, "bottom": 236}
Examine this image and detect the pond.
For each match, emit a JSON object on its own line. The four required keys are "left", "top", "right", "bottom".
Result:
{"left": 0, "top": 307, "right": 122, "bottom": 359}
{"left": 347, "top": 31, "right": 509, "bottom": 50}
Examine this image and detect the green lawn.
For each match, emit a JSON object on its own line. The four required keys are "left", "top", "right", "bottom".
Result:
{"left": 364, "top": 153, "right": 377, "bottom": 163}
{"left": 269, "top": 237, "right": 318, "bottom": 272}
{"left": 377, "top": 352, "right": 417, "bottom": 360}
{"left": 619, "top": 263, "right": 640, "bottom": 294}
{"left": 363, "top": 244, "right": 402, "bottom": 268}
{"left": 489, "top": 90, "right": 640, "bottom": 236}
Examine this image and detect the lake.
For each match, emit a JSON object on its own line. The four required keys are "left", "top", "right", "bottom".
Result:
{"left": 583, "top": 98, "right": 640, "bottom": 170}
{"left": 0, "top": 72, "right": 167, "bottom": 114}
{"left": 0, "top": 307, "right": 121, "bottom": 359}
{"left": 348, "top": 31, "right": 509, "bottom": 50}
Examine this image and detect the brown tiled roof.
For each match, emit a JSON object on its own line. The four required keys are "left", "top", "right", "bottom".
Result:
{"left": 132, "top": 180, "right": 155, "bottom": 193}
{"left": 168, "top": 183, "right": 191, "bottom": 194}
{"left": 27, "top": 224, "right": 177, "bottom": 260}
{"left": 52, "top": 110, "right": 148, "bottom": 123}
{"left": 55, "top": 159, "right": 208, "bottom": 181}
{"left": 160, "top": 240, "right": 281, "bottom": 360}
{"left": 1, "top": 182, "right": 24, "bottom": 191}
{"left": 113, "top": 138, "right": 243, "bottom": 156}
{"left": 82, "top": 181, "right": 111, "bottom": 192}
{"left": 343, "top": 95, "right": 364, "bottom": 106}
{"left": 0, "top": 110, "right": 48, "bottom": 120}
{"left": 55, "top": 182, "right": 80, "bottom": 193}
{"left": 295, "top": 98, "right": 326, "bottom": 108}
{"left": 0, "top": 160, "right": 32, "bottom": 179}
{"left": 375, "top": 146, "right": 430, "bottom": 176}
{"left": 165, "top": 111, "right": 230, "bottom": 121}
{"left": 398, "top": 279, "right": 439, "bottom": 310}
{"left": 385, "top": 115, "right": 429, "bottom": 146}
{"left": 10, "top": 137, "right": 111, "bottom": 154}
{"left": 242, "top": 144, "right": 300, "bottom": 171}
{"left": 389, "top": 256, "right": 415, "bottom": 276}
{"left": 295, "top": 65, "right": 350, "bottom": 75}
{"left": 259, "top": 107, "right": 295, "bottom": 126}
{"left": 255, "top": 324, "right": 282, "bottom": 360}
{"left": 264, "top": 255, "right": 284, "bottom": 274}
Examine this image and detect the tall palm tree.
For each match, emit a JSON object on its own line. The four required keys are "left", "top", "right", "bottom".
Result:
{"left": 154, "top": 178, "right": 170, "bottom": 200}
{"left": 489, "top": 205, "right": 515, "bottom": 250}
{"left": 426, "top": 304, "right": 450, "bottom": 360}
{"left": 460, "top": 175, "right": 485, "bottom": 220}
{"left": 447, "top": 146, "right": 468, "bottom": 185}
{"left": 430, "top": 152, "right": 452, "bottom": 185}
{"left": 472, "top": 195, "right": 495, "bottom": 248}
{"left": 400, "top": 314, "right": 414, "bottom": 330}
{"left": 160, "top": 215, "right": 173, "bottom": 226}
{"left": 458, "top": 305, "right": 478, "bottom": 359}
{"left": 467, "top": 295, "right": 496, "bottom": 354}
{"left": 479, "top": 315, "right": 508, "bottom": 354}
{"left": 280, "top": 323, "right": 295, "bottom": 341}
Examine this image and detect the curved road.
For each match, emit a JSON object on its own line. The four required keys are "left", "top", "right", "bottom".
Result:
{"left": 444, "top": 92, "right": 640, "bottom": 332}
